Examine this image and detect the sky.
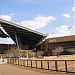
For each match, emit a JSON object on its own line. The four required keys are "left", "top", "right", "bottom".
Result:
{"left": 0, "top": 0, "right": 75, "bottom": 43}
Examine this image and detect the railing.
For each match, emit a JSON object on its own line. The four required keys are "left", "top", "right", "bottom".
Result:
{"left": 7, "top": 58, "right": 75, "bottom": 73}
{"left": 0, "top": 54, "right": 7, "bottom": 58}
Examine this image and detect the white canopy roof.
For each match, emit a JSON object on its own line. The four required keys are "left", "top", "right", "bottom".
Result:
{"left": 0, "top": 37, "right": 15, "bottom": 44}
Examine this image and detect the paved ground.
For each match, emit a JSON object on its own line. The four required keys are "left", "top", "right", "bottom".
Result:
{"left": 0, "top": 64, "right": 74, "bottom": 75}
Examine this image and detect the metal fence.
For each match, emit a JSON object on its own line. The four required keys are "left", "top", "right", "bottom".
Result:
{"left": 7, "top": 58, "right": 75, "bottom": 73}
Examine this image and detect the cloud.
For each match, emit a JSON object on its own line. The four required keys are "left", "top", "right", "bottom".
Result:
{"left": 55, "top": 25, "right": 72, "bottom": 35}
{"left": 72, "top": 6, "right": 75, "bottom": 11}
{"left": 0, "top": 14, "right": 14, "bottom": 21}
{"left": 63, "top": 14, "right": 71, "bottom": 19}
{"left": 18, "top": 15, "right": 56, "bottom": 30}
{"left": 9, "top": 14, "right": 15, "bottom": 16}
{"left": 46, "top": 25, "right": 73, "bottom": 38}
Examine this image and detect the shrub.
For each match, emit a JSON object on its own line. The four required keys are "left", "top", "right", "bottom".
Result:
{"left": 52, "top": 47, "right": 63, "bottom": 56}
{"left": 36, "top": 50, "right": 44, "bottom": 56}
{"left": 52, "top": 50, "right": 58, "bottom": 56}
{"left": 67, "top": 48, "right": 75, "bottom": 54}
{"left": 28, "top": 51, "right": 36, "bottom": 58}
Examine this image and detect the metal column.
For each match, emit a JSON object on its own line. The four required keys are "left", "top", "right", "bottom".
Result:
{"left": 14, "top": 30, "right": 20, "bottom": 50}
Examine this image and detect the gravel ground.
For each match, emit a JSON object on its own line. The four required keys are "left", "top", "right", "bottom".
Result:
{"left": 0, "top": 64, "right": 74, "bottom": 75}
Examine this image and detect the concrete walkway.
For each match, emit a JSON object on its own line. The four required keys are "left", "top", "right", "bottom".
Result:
{"left": 0, "top": 64, "right": 73, "bottom": 75}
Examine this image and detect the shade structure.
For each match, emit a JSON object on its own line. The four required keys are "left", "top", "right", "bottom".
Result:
{"left": 0, "top": 19, "right": 47, "bottom": 49}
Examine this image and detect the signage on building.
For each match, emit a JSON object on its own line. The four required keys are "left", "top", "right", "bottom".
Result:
{"left": 49, "top": 39, "right": 56, "bottom": 43}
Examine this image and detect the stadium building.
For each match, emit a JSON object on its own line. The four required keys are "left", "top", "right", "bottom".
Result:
{"left": 42, "top": 35, "right": 75, "bottom": 55}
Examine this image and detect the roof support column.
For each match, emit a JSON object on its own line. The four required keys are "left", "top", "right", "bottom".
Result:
{"left": 14, "top": 30, "right": 20, "bottom": 50}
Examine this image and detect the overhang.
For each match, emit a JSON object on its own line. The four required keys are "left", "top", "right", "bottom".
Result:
{"left": 0, "top": 19, "right": 48, "bottom": 49}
